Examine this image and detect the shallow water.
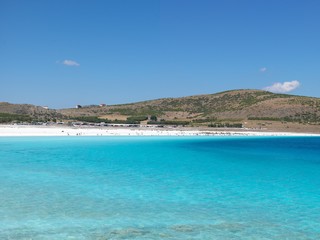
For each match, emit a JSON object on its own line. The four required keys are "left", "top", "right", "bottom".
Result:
{"left": 0, "top": 136, "right": 320, "bottom": 239}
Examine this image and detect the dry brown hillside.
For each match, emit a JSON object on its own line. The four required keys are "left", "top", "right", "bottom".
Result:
{"left": 0, "top": 102, "right": 62, "bottom": 121}
{"left": 60, "top": 89, "right": 320, "bottom": 124}
{"left": 2, "top": 90, "right": 320, "bottom": 132}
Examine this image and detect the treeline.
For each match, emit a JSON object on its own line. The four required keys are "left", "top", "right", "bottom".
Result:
{"left": 72, "top": 115, "right": 244, "bottom": 128}
{"left": 0, "top": 112, "right": 33, "bottom": 123}
{"left": 208, "top": 122, "right": 243, "bottom": 128}
{"left": 73, "top": 116, "right": 148, "bottom": 124}
{"left": 73, "top": 115, "right": 190, "bottom": 126}
{"left": 192, "top": 117, "right": 217, "bottom": 123}
{"left": 126, "top": 116, "right": 148, "bottom": 122}
{"left": 147, "top": 120, "right": 190, "bottom": 126}
{"left": 248, "top": 117, "right": 282, "bottom": 121}
{"left": 248, "top": 114, "right": 320, "bottom": 123}
{"left": 72, "top": 116, "right": 103, "bottom": 123}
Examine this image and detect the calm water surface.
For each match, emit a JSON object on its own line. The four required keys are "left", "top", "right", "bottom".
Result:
{"left": 0, "top": 136, "right": 320, "bottom": 239}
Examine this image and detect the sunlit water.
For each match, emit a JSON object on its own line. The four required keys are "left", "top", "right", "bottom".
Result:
{"left": 0, "top": 136, "right": 320, "bottom": 239}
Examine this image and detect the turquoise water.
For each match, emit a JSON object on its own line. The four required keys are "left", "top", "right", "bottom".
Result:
{"left": 0, "top": 136, "right": 320, "bottom": 239}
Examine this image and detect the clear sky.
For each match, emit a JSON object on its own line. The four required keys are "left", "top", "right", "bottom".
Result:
{"left": 1, "top": 0, "right": 320, "bottom": 108}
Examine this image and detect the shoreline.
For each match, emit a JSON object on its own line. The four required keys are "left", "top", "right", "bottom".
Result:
{"left": 0, "top": 125, "right": 319, "bottom": 137}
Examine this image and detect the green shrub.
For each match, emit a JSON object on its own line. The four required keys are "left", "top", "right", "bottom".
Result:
{"left": 150, "top": 115, "right": 157, "bottom": 121}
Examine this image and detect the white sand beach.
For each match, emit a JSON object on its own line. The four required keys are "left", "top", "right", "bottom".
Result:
{"left": 0, "top": 125, "right": 318, "bottom": 137}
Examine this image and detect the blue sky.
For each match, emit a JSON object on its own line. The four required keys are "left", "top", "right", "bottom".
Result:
{"left": 1, "top": 0, "right": 320, "bottom": 108}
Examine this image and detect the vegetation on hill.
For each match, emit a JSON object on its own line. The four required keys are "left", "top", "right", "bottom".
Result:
{"left": 2, "top": 90, "right": 320, "bottom": 128}
{"left": 0, "top": 102, "right": 63, "bottom": 122}
{"left": 71, "top": 115, "right": 149, "bottom": 124}
{"left": 0, "top": 112, "right": 33, "bottom": 123}
{"left": 60, "top": 89, "right": 320, "bottom": 125}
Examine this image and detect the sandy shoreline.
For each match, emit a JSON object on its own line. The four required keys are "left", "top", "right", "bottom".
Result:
{"left": 0, "top": 125, "right": 319, "bottom": 137}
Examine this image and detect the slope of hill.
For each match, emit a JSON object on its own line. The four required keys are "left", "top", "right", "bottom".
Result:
{"left": 2, "top": 90, "right": 320, "bottom": 132}
{"left": 0, "top": 102, "right": 62, "bottom": 122}
{"left": 60, "top": 89, "right": 320, "bottom": 124}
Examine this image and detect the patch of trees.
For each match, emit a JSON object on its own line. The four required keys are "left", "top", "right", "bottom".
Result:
{"left": 73, "top": 115, "right": 149, "bottom": 124}
{"left": 126, "top": 116, "right": 148, "bottom": 122}
{"left": 248, "top": 117, "right": 282, "bottom": 121}
{"left": 208, "top": 122, "right": 243, "bottom": 128}
{"left": 150, "top": 115, "right": 157, "bottom": 121}
{"left": 147, "top": 120, "right": 190, "bottom": 126}
{"left": 73, "top": 116, "right": 104, "bottom": 123}
{"left": 0, "top": 112, "right": 33, "bottom": 123}
{"left": 192, "top": 117, "right": 217, "bottom": 123}
{"left": 249, "top": 114, "right": 320, "bottom": 123}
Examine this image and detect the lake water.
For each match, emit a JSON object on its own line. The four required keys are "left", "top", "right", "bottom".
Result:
{"left": 0, "top": 136, "right": 320, "bottom": 239}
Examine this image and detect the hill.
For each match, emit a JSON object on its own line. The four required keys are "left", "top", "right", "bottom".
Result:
{"left": 1, "top": 90, "right": 320, "bottom": 132}
{"left": 60, "top": 89, "right": 320, "bottom": 123}
{"left": 0, "top": 102, "right": 62, "bottom": 122}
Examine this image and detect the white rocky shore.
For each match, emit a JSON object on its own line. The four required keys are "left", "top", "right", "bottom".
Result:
{"left": 0, "top": 125, "right": 318, "bottom": 137}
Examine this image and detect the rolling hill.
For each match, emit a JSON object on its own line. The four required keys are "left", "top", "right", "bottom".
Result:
{"left": 1, "top": 90, "right": 320, "bottom": 132}
{"left": 0, "top": 102, "right": 62, "bottom": 122}
{"left": 60, "top": 89, "right": 320, "bottom": 123}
